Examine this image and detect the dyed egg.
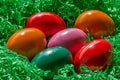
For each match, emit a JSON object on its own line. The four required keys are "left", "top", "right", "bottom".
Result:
{"left": 75, "top": 10, "right": 115, "bottom": 38}
{"left": 31, "top": 46, "right": 73, "bottom": 70}
{"left": 74, "top": 39, "right": 112, "bottom": 73}
{"left": 48, "top": 28, "right": 88, "bottom": 57}
{"left": 26, "top": 12, "right": 66, "bottom": 37}
{"left": 6, "top": 28, "right": 46, "bottom": 60}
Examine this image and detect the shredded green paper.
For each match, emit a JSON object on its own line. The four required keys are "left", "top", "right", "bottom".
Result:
{"left": 0, "top": 0, "right": 120, "bottom": 80}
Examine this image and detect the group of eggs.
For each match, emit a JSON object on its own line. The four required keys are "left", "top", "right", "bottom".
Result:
{"left": 6, "top": 10, "right": 115, "bottom": 73}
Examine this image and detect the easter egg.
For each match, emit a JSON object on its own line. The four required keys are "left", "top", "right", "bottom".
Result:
{"left": 47, "top": 28, "right": 88, "bottom": 57}
{"left": 26, "top": 12, "right": 66, "bottom": 37}
{"left": 6, "top": 28, "right": 46, "bottom": 60}
{"left": 31, "top": 46, "right": 73, "bottom": 70}
{"left": 74, "top": 39, "right": 112, "bottom": 73}
{"left": 75, "top": 10, "right": 115, "bottom": 38}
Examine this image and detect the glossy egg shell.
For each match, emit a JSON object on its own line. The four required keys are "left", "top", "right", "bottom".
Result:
{"left": 31, "top": 46, "right": 73, "bottom": 70}
{"left": 26, "top": 12, "right": 66, "bottom": 37}
{"left": 75, "top": 10, "right": 115, "bottom": 38}
{"left": 74, "top": 39, "right": 112, "bottom": 73}
{"left": 47, "top": 28, "right": 88, "bottom": 57}
{"left": 6, "top": 28, "right": 46, "bottom": 60}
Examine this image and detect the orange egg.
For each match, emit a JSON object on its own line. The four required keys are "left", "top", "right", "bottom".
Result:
{"left": 6, "top": 28, "right": 46, "bottom": 60}
{"left": 75, "top": 10, "right": 115, "bottom": 38}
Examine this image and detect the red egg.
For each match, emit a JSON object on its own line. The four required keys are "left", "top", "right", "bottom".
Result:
{"left": 74, "top": 39, "right": 112, "bottom": 73}
{"left": 26, "top": 12, "right": 66, "bottom": 37}
{"left": 48, "top": 28, "right": 88, "bottom": 57}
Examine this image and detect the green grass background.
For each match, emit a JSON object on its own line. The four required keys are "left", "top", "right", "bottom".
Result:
{"left": 0, "top": 0, "right": 120, "bottom": 80}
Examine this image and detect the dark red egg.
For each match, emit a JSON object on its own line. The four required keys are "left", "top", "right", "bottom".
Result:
{"left": 74, "top": 39, "right": 113, "bottom": 73}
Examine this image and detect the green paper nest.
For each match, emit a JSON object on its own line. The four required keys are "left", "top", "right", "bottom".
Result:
{"left": 0, "top": 0, "right": 120, "bottom": 80}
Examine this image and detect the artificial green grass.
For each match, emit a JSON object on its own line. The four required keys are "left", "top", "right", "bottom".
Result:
{"left": 0, "top": 0, "right": 120, "bottom": 79}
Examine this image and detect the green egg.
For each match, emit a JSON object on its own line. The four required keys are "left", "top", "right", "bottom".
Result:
{"left": 31, "top": 46, "right": 73, "bottom": 70}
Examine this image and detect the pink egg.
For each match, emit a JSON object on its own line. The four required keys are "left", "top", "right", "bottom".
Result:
{"left": 47, "top": 28, "right": 88, "bottom": 57}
